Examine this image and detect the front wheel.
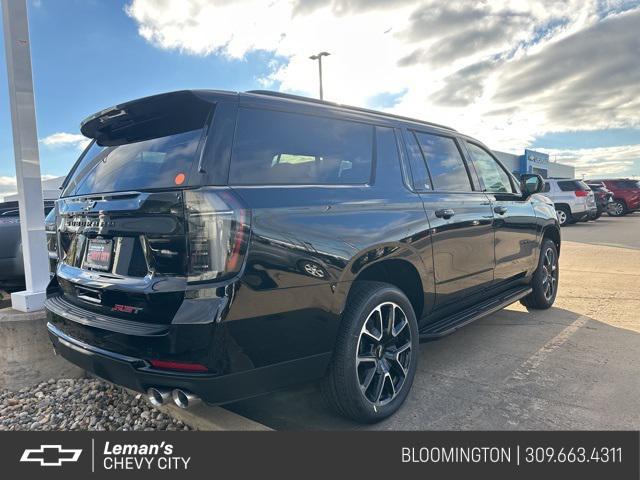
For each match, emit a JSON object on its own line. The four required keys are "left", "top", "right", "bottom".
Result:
{"left": 521, "top": 238, "right": 559, "bottom": 310}
{"left": 322, "top": 281, "right": 419, "bottom": 423}
{"left": 556, "top": 207, "right": 571, "bottom": 226}
{"left": 607, "top": 201, "right": 626, "bottom": 217}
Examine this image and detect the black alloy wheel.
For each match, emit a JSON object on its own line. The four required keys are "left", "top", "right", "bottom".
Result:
{"left": 521, "top": 238, "right": 559, "bottom": 310}
{"left": 356, "top": 301, "right": 412, "bottom": 407}
{"left": 322, "top": 281, "right": 418, "bottom": 423}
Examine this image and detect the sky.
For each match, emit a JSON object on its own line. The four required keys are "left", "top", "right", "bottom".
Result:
{"left": 0, "top": 0, "right": 639, "bottom": 197}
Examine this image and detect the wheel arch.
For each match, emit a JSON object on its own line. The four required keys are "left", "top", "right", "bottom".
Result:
{"left": 344, "top": 258, "right": 425, "bottom": 321}
{"left": 541, "top": 225, "right": 561, "bottom": 257}
{"left": 613, "top": 197, "right": 628, "bottom": 208}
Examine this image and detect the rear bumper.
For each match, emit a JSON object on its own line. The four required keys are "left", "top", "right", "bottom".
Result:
{"left": 47, "top": 321, "right": 330, "bottom": 404}
{"left": 572, "top": 211, "right": 589, "bottom": 221}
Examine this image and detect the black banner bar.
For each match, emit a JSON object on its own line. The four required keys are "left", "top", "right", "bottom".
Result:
{"left": 1, "top": 431, "right": 637, "bottom": 479}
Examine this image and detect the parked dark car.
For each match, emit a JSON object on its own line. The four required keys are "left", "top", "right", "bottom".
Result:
{"left": 45, "top": 90, "right": 560, "bottom": 422}
{"left": 0, "top": 200, "right": 55, "bottom": 287}
{"left": 587, "top": 182, "right": 614, "bottom": 219}
{"left": 586, "top": 178, "right": 640, "bottom": 216}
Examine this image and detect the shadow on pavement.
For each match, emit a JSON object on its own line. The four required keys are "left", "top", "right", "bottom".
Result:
{"left": 225, "top": 307, "right": 640, "bottom": 430}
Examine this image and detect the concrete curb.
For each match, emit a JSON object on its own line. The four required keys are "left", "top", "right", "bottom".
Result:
{"left": 156, "top": 403, "right": 272, "bottom": 431}
{"left": 0, "top": 307, "right": 83, "bottom": 390}
{"left": 126, "top": 389, "right": 271, "bottom": 431}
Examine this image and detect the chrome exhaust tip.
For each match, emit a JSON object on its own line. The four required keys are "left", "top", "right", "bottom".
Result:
{"left": 172, "top": 389, "right": 201, "bottom": 409}
{"left": 146, "top": 387, "right": 171, "bottom": 407}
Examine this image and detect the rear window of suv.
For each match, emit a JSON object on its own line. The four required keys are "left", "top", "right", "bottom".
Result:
{"left": 558, "top": 180, "right": 590, "bottom": 191}
{"left": 62, "top": 130, "right": 204, "bottom": 197}
{"left": 229, "top": 108, "right": 373, "bottom": 185}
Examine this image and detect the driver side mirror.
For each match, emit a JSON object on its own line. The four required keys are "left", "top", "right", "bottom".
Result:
{"left": 520, "top": 173, "right": 544, "bottom": 197}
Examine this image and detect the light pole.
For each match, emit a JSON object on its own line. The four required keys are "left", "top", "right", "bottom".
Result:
{"left": 309, "top": 51, "right": 330, "bottom": 100}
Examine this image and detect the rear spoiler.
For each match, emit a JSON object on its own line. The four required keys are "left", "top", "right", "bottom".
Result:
{"left": 80, "top": 90, "right": 215, "bottom": 146}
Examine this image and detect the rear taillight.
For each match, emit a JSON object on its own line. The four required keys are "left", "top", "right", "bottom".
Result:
{"left": 184, "top": 188, "right": 250, "bottom": 283}
{"left": 574, "top": 190, "right": 588, "bottom": 197}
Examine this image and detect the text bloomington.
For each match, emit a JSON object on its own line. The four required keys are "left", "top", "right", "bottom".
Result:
{"left": 402, "top": 446, "right": 512, "bottom": 464}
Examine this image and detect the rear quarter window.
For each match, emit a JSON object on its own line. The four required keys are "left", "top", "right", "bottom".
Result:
{"left": 229, "top": 108, "right": 373, "bottom": 185}
{"left": 557, "top": 180, "right": 588, "bottom": 191}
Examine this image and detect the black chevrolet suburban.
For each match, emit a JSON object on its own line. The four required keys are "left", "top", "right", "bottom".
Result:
{"left": 45, "top": 90, "right": 560, "bottom": 423}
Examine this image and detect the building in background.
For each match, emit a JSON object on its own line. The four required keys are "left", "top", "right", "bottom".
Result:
{"left": 493, "top": 149, "right": 575, "bottom": 179}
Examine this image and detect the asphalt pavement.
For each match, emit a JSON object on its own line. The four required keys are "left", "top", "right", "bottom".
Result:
{"left": 224, "top": 220, "right": 640, "bottom": 430}
{"left": 561, "top": 212, "right": 639, "bottom": 249}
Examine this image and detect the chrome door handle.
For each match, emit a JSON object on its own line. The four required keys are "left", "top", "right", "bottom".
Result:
{"left": 494, "top": 206, "right": 507, "bottom": 215}
{"left": 435, "top": 208, "right": 455, "bottom": 219}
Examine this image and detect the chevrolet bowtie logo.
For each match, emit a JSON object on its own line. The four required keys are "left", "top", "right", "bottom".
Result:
{"left": 20, "top": 445, "right": 82, "bottom": 467}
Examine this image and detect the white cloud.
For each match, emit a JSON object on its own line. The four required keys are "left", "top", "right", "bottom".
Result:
{"left": 0, "top": 176, "right": 18, "bottom": 188}
{"left": 0, "top": 174, "right": 58, "bottom": 200}
{"left": 41, "top": 132, "right": 90, "bottom": 150}
{"left": 538, "top": 145, "right": 640, "bottom": 179}
{"left": 125, "top": 0, "right": 640, "bottom": 175}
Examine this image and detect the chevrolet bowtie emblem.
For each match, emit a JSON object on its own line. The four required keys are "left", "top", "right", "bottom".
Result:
{"left": 82, "top": 201, "right": 97, "bottom": 211}
{"left": 20, "top": 445, "right": 82, "bottom": 467}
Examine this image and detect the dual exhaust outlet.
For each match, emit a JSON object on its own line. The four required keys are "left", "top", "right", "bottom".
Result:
{"left": 146, "top": 387, "right": 201, "bottom": 409}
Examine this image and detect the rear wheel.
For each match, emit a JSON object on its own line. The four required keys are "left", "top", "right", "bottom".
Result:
{"left": 556, "top": 206, "right": 571, "bottom": 226}
{"left": 322, "top": 281, "right": 418, "bottom": 423}
{"left": 521, "top": 238, "right": 559, "bottom": 310}
{"left": 607, "top": 200, "right": 626, "bottom": 217}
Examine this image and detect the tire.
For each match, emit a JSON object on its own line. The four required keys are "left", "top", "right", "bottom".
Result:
{"left": 521, "top": 238, "right": 559, "bottom": 310}
{"left": 555, "top": 206, "right": 571, "bottom": 226}
{"left": 607, "top": 200, "right": 626, "bottom": 217}
{"left": 594, "top": 211, "right": 602, "bottom": 220}
{"left": 322, "top": 281, "right": 419, "bottom": 423}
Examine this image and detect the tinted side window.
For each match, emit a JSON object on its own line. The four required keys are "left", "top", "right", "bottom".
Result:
{"left": 230, "top": 108, "right": 372, "bottom": 185}
{"left": 543, "top": 182, "right": 551, "bottom": 192}
{"left": 375, "top": 127, "right": 404, "bottom": 186}
{"left": 402, "top": 130, "right": 432, "bottom": 190}
{"left": 466, "top": 143, "right": 514, "bottom": 193}
{"left": 615, "top": 180, "right": 640, "bottom": 189}
{"left": 414, "top": 132, "right": 471, "bottom": 192}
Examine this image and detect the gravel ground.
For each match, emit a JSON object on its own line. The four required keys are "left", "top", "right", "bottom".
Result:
{"left": 0, "top": 378, "right": 192, "bottom": 431}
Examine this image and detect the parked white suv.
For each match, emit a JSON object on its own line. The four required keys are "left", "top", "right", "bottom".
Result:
{"left": 542, "top": 179, "right": 597, "bottom": 226}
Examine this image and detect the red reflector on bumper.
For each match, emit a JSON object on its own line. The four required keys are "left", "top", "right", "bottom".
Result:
{"left": 149, "top": 359, "right": 208, "bottom": 372}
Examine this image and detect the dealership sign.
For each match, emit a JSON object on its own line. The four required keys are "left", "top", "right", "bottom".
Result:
{"left": 521, "top": 149, "right": 550, "bottom": 175}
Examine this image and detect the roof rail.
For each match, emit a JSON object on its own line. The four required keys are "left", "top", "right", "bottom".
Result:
{"left": 246, "top": 90, "right": 457, "bottom": 132}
